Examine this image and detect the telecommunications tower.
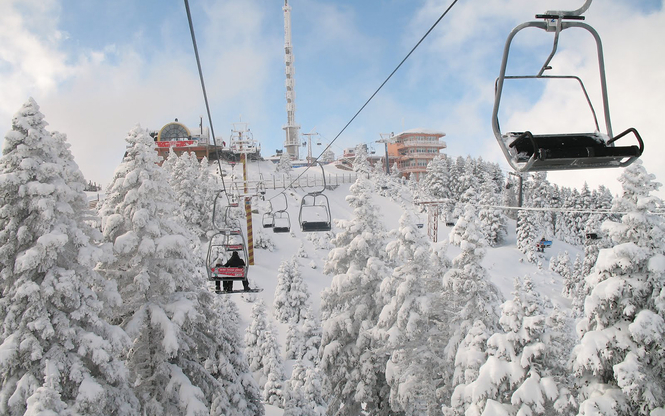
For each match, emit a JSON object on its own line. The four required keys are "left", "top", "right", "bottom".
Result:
{"left": 282, "top": 0, "right": 300, "bottom": 160}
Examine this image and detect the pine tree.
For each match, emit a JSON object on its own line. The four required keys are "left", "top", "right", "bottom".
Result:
{"left": 245, "top": 300, "right": 271, "bottom": 374}
{"left": 98, "top": 125, "right": 261, "bottom": 416}
{"left": 244, "top": 300, "right": 285, "bottom": 407}
{"left": 572, "top": 160, "right": 665, "bottom": 415}
{"left": 0, "top": 98, "right": 139, "bottom": 415}
{"left": 448, "top": 277, "right": 576, "bottom": 415}
{"left": 353, "top": 144, "right": 371, "bottom": 174}
{"left": 478, "top": 171, "right": 507, "bottom": 247}
{"left": 261, "top": 328, "right": 285, "bottom": 407}
{"left": 277, "top": 152, "right": 292, "bottom": 174}
{"left": 320, "top": 174, "right": 393, "bottom": 416}
{"left": 374, "top": 210, "right": 447, "bottom": 415}
{"left": 441, "top": 204, "right": 502, "bottom": 402}
{"left": 273, "top": 257, "right": 311, "bottom": 325}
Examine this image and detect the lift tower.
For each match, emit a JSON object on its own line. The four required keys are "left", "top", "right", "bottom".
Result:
{"left": 283, "top": 0, "right": 300, "bottom": 160}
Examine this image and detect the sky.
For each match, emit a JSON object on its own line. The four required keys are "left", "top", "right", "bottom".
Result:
{"left": 1, "top": 0, "right": 663, "bottom": 197}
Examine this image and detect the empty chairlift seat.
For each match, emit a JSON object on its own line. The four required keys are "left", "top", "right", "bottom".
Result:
{"left": 299, "top": 162, "right": 333, "bottom": 232}
{"left": 491, "top": 1, "right": 644, "bottom": 172}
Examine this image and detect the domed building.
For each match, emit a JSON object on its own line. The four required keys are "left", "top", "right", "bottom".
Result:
{"left": 152, "top": 119, "right": 217, "bottom": 162}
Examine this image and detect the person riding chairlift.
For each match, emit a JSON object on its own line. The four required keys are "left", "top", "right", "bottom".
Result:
{"left": 221, "top": 251, "right": 249, "bottom": 293}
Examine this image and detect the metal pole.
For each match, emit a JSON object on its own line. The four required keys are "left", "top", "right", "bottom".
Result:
{"left": 242, "top": 153, "right": 254, "bottom": 265}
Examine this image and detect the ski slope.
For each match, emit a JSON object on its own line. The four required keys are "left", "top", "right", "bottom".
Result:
{"left": 217, "top": 160, "right": 581, "bottom": 415}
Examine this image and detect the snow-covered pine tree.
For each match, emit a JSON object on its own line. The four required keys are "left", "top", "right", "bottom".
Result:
{"left": 98, "top": 125, "right": 261, "bottom": 416}
{"left": 447, "top": 277, "right": 576, "bottom": 415}
{"left": 261, "top": 328, "right": 286, "bottom": 407}
{"left": 273, "top": 257, "right": 310, "bottom": 325}
{"left": 284, "top": 359, "right": 327, "bottom": 416}
{"left": 478, "top": 171, "right": 507, "bottom": 247}
{"left": 554, "top": 250, "right": 572, "bottom": 284}
{"left": 277, "top": 152, "right": 292, "bottom": 174}
{"left": 571, "top": 240, "right": 602, "bottom": 315}
{"left": 441, "top": 320, "right": 490, "bottom": 416}
{"left": 374, "top": 210, "right": 447, "bottom": 415}
{"left": 160, "top": 147, "right": 178, "bottom": 176}
{"left": 516, "top": 208, "right": 541, "bottom": 263}
{"left": 196, "top": 156, "right": 216, "bottom": 234}
{"left": 171, "top": 151, "right": 208, "bottom": 238}
{"left": 353, "top": 144, "right": 371, "bottom": 174}
{"left": 286, "top": 303, "right": 322, "bottom": 362}
{"left": 572, "top": 160, "right": 665, "bottom": 416}
{"left": 245, "top": 300, "right": 271, "bottom": 374}
{"left": 441, "top": 204, "right": 502, "bottom": 401}
{"left": 244, "top": 299, "right": 285, "bottom": 407}
{"left": 420, "top": 155, "right": 452, "bottom": 200}
{"left": 516, "top": 174, "right": 552, "bottom": 262}
{"left": 284, "top": 306, "right": 326, "bottom": 416}
{"left": 320, "top": 174, "right": 393, "bottom": 416}
{"left": 0, "top": 98, "right": 139, "bottom": 415}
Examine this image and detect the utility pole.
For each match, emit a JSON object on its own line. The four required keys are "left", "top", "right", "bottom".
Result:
{"left": 303, "top": 131, "right": 319, "bottom": 167}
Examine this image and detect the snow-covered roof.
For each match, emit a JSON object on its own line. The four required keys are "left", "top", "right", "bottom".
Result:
{"left": 395, "top": 128, "right": 446, "bottom": 136}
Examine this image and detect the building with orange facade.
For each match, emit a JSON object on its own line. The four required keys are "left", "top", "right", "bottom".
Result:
{"left": 387, "top": 129, "right": 446, "bottom": 180}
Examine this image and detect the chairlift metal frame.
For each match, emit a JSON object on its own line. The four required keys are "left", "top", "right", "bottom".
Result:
{"left": 212, "top": 191, "right": 242, "bottom": 230}
{"left": 492, "top": 0, "right": 643, "bottom": 172}
{"left": 299, "top": 163, "right": 332, "bottom": 232}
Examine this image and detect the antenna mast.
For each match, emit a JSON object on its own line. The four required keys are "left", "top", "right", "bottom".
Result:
{"left": 282, "top": 0, "right": 301, "bottom": 160}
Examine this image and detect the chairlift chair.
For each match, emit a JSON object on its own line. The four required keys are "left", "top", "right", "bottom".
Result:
{"left": 228, "top": 183, "right": 241, "bottom": 207}
{"left": 212, "top": 193, "right": 241, "bottom": 230}
{"left": 492, "top": 0, "right": 643, "bottom": 172}
{"left": 206, "top": 229, "right": 249, "bottom": 282}
{"left": 262, "top": 213, "right": 275, "bottom": 228}
{"left": 299, "top": 162, "right": 332, "bottom": 232}
{"left": 256, "top": 174, "right": 267, "bottom": 198}
{"left": 273, "top": 211, "right": 291, "bottom": 233}
{"left": 271, "top": 193, "right": 291, "bottom": 233}
{"left": 211, "top": 191, "right": 236, "bottom": 231}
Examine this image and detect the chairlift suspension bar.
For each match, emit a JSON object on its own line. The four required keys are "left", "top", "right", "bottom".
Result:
{"left": 241, "top": 153, "right": 254, "bottom": 265}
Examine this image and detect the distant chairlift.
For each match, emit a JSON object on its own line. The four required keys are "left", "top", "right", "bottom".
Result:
{"left": 492, "top": 0, "right": 643, "bottom": 172}
{"left": 262, "top": 212, "right": 275, "bottom": 228}
{"left": 299, "top": 163, "right": 332, "bottom": 232}
{"left": 212, "top": 191, "right": 242, "bottom": 231}
{"left": 262, "top": 200, "right": 274, "bottom": 228}
{"left": 272, "top": 193, "right": 291, "bottom": 233}
{"left": 228, "top": 183, "right": 241, "bottom": 207}
{"left": 256, "top": 174, "right": 267, "bottom": 199}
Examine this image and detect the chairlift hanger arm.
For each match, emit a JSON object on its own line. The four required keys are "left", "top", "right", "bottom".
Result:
{"left": 544, "top": 0, "right": 592, "bottom": 18}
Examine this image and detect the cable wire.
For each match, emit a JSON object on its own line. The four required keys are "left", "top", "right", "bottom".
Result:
{"left": 184, "top": 0, "right": 227, "bottom": 194}
{"left": 270, "top": 0, "right": 462, "bottom": 201}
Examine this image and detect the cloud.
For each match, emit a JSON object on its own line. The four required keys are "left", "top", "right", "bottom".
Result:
{"left": 0, "top": 0, "right": 71, "bottom": 117}
{"left": 1, "top": 0, "right": 280, "bottom": 187}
